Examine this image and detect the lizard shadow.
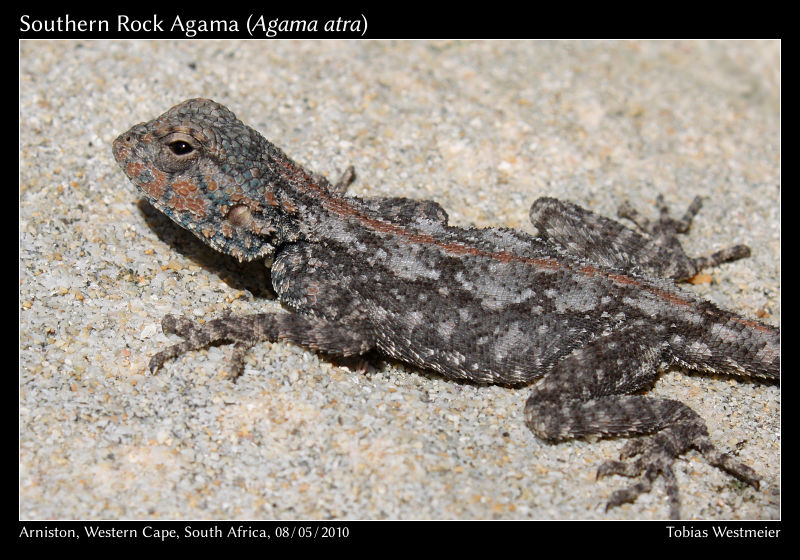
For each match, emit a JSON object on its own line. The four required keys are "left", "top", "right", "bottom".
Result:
{"left": 138, "top": 199, "right": 274, "bottom": 299}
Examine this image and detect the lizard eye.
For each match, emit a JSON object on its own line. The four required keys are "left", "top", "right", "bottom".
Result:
{"left": 168, "top": 140, "right": 195, "bottom": 155}
{"left": 155, "top": 132, "right": 201, "bottom": 172}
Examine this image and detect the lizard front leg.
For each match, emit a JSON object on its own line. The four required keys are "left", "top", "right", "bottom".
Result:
{"left": 149, "top": 312, "right": 376, "bottom": 378}
{"left": 149, "top": 241, "right": 379, "bottom": 377}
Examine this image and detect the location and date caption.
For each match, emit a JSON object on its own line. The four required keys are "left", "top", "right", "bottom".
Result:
{"left": 18, "top": 521, "right": 782, "bottom": 543}
{"left": 19, "top": 522, "right": 350, "bottom": 541}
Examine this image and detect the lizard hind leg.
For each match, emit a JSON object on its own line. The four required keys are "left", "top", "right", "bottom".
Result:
{"left": 595, "top": 406, "right": 760, "bottom": 518}
{"left": 523, "top": 325, "right": 760, "bottom": 518}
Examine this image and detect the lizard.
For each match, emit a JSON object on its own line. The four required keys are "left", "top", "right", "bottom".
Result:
{"left": 112, "top": 98, "right": 780, "bottom": 518}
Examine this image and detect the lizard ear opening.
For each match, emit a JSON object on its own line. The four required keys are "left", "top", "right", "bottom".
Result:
{"left": 227, "top": 204, "right": 253, "bottom": 228}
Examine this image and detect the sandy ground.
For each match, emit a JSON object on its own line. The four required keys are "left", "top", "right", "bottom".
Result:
{"left": 19, "top": 40, "right": 779, "bottom": 519}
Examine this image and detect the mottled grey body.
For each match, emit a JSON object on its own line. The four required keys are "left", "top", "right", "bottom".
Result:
{"left": 113, "top": 99, "right": 779, "bottom": 518}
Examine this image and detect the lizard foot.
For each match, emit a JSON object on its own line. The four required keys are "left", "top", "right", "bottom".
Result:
{"left": 148, "top": 314, "right": 250, "bottom": 378}
{"left": 597, "top": 428, "right": 760, "bottom": 518}
{"left": 617, "top": 195, "right": 751, "bottom": 275}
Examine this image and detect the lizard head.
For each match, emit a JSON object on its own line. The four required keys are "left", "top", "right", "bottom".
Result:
{"left": 113, "top": 98, "right": 286, "bottom": 262}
